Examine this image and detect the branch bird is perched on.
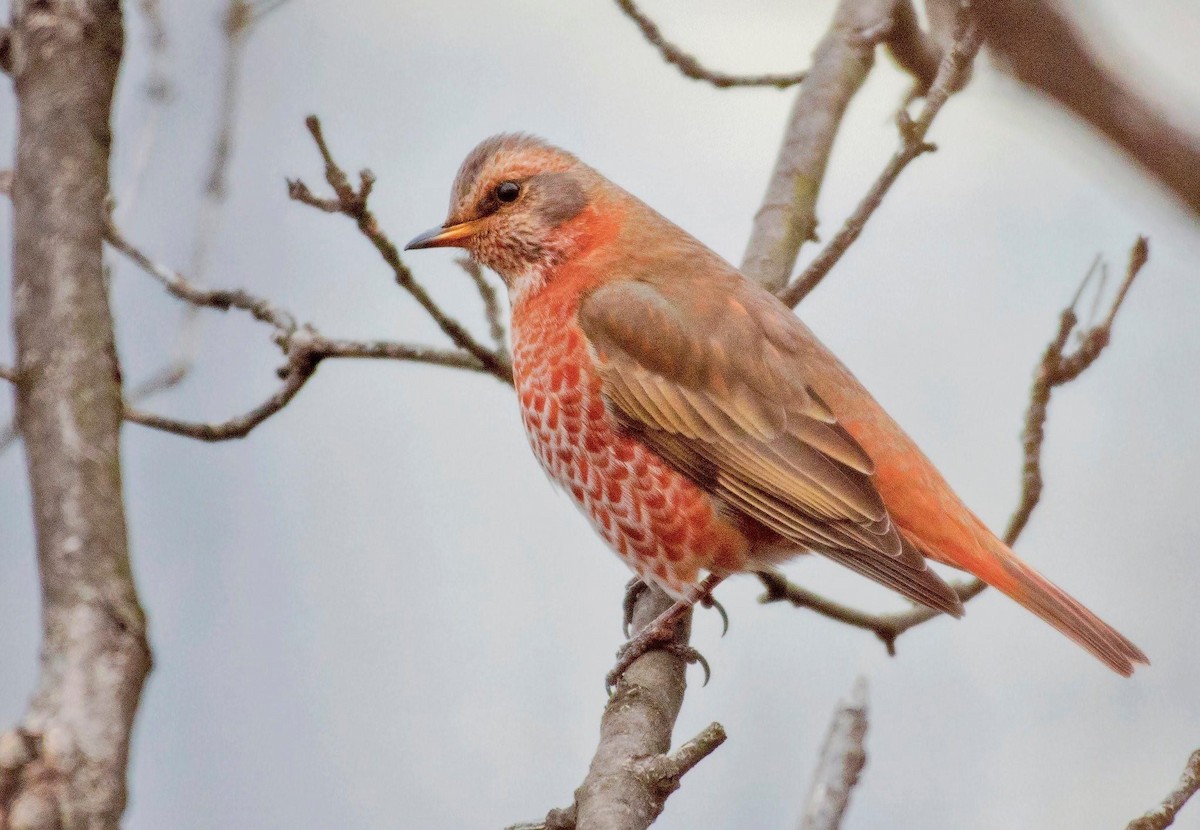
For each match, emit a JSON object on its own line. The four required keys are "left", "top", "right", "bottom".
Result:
{"left": 406, "top": 134, "right": 1147, "bottom": 679}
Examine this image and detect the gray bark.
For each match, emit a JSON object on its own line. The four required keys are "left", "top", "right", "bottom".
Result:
{"left": 0, "top": 2, "right": 150, "bottom": 829}
{"left": 798, "top": 680, "right": 868, "bottom": 830}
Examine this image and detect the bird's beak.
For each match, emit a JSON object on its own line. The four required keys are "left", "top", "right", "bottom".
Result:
{"left": 404, "top": 218, "right": 485, "bottom": 250}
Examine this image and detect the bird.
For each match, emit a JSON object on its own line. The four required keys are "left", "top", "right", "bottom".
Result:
{"left": 405, "top": 133, "right": 1147, "bottom": 680}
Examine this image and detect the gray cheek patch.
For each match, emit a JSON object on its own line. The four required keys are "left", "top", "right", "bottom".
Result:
{"left": 531, "top": 173, "right": 587, "bottom": 227}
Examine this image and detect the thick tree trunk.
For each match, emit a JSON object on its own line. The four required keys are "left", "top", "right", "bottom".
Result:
{"left": 0, "top": 2, "right": 150, "bottom": 829}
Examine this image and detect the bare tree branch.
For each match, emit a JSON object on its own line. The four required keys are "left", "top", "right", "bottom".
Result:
{"left": 1127, "top": 749, "right": 1200, "bottom": 830}
{"left": 1, "top": 2, "right": 151, "bottom": 828}
{"left": 511, "top": 588, "right": 720, "bottom": 830}
{"left": 613, "top": 0, "right": 807, "bottom": 90}
{"left": 798, "top": 679, "right": 869, "bottom": 830}
{"left": 119, "top": 0, "right": 261, "bottom": 413}
{"left": 104, "top": 216, "right": 494, "bottom": 441}
{"left": 740, "top": 0, "right": 890, "bottom": 291}
{"left": 288, "top": 116, "right": 514, "bottom": 384}
{"left": 457, "top": 256, "right": 509, "bottom": 358}
{"left": 975, "top": 0, "right": 1200, "bottom": 220}
{"left": 741, "top": 0, "right": 951, "bottom": 293}
{"left": 761, "top": 237, "right": 1151, "bottom": 653}
{"left": 779, "top": 13, "right": 981, "bottom": 307}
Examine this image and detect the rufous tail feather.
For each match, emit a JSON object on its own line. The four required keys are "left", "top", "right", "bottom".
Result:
{"left": 977, "top": 535, "right": 1148, "bottom": 676}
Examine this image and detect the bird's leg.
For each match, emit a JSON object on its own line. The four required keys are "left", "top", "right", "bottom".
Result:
{"left": 606, "top": 574, "right": 724, "bottom": 692}
{"left": 621, "top": 576, "right": 650, "bottom": 638}
{"left": 625, "top": 575, "right": 728, "bottom": 638}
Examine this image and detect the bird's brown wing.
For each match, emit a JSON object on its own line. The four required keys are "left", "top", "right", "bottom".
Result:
{"left": 578, "top": 277, "right": 963, "bottom": 616}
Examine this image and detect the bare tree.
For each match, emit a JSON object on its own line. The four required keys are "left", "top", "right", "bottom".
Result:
{"left": 0, "top": 3, "right": 148, "bottom": 827}
{"left": 1, "top": 0, "right": 1197, "bottom": 828}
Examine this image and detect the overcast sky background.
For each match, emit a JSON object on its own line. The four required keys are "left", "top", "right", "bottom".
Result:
{"left": 2, "top": 1, "right": 1199, "bottom": 828}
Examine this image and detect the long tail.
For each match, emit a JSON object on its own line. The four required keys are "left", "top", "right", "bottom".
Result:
{"left": 974, "top": 534, "right": 1148, "bottom": 676}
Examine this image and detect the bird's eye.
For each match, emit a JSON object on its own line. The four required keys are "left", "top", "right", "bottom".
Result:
{"left": 495, "top": 181, "right": 521, "bottom": 203}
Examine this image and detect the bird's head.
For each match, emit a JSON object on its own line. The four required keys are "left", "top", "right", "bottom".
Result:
{"left": 405, "top": 134, "right": 598, "bottom": 300}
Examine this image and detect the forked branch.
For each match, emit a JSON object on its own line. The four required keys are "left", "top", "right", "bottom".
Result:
{"left": 778, "top": 12, "right": 981, "bottom": 306}
{"left": 288, "top": 116, "right": 512, "bottom": 383}
{"left": 112, "top": 116, "right": 515, "bottom": 442}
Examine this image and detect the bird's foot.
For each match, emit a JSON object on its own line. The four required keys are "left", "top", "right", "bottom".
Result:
{"left": 606, "top": 574, "right": 724, "bottom": 693}
{"left": 605, "top": 629, "right": 711, "bottom": 693}
{"left": 606, "top": 602, "right": 688, "bottom": 693}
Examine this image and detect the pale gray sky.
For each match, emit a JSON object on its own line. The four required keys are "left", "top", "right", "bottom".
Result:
{"left": 2, "top": 2, "right": 1199, "bottom": 828}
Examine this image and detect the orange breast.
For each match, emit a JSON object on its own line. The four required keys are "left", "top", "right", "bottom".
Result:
{"left": 511, "top": 283, "right": 748, "bottom": 598}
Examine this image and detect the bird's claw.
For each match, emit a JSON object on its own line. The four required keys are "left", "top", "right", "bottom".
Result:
{"left": 605, "top": 623, "right": 713, "bottom": 693}
{"left": 606, "top": 616, "right": 674, "bottom": 693}
{"left": 665, "top": 643, "right": 711, "bottom": 686}
{"left": 702, "top": 595, "right": 729, "bottom": 636}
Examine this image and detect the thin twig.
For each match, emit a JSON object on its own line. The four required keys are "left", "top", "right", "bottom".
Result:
{"left": 288, "top": 116, "right": 514, "bottom": 384}
{"left": 1126, "top": 749, "right": 1200, "bottom": 830}
{"left": 119, "top": 0, "right": 258, "bottom": 412}
{"left": 105, "top": 207, "right": 297, "bottom": 331}
{"left": 105, "top": 214, "right": 493, "bottom": 441}
{"left": 123, "top": 330, "right": 488, "bottom": 441}
{"left": 457, "top": 257, "right": 509, "bottom": 357}
{"left": 0, "top": 365, "right": 19, "bottom": 384}
{"left": 626, "top": 721, "right": 728, "bottom": 792}
{"left": 613, "top": 0, "right": 807, "bottom": 89}
{"left": 779, "top": 12, "right": 981, "bottom": 307}
{"left": 761, "top": 238, "right": 1151, "bottom": 652}
{"left": 798, "top": 679, "right": 869, "bottom": 830}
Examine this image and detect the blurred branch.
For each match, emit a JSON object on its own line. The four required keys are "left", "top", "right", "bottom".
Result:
{"left": 119, "top": 0, "right": 264, "bottom": 417}
{"left": 113, "top": 0, "right": 172, "bottom": 221}
{"left": 288, "top": 116, "right": 514, "bottom": 384}
{"left": 741, "top": 0, "right": 950, "bottom": 293}
{"left": 134, "top": 0, "right": 170, "bottom": 99}
{"left": 510, "top": 589, "right": 723, "bottom": 830}
{"left": 1127, "top": 749, "right": 1200, "bottom": 830}
{"left": 105, "top": 211, "right": 494, "bottom": 442}
{"left": 798, "top": 679, "right": 868, "bottom": 830}
{"left": 457, "top": 256, "right": 509, "bottom": 359}
{"left": 250, "top": 0, "right": 295, "bottom": 22}
{"left": 613, "top": 0, "right": 806, "bottom": 89}
{"left": 778, "top": 11, "right": 981, "bottom": 306}
{"left": 0, "top": 27, "right": 11, "bottom": 75}
{"left": 975, "top": 0, "right": 1200, "bottom": 220}
{"left": 761, "top": 238, "right": 1150, "bottom": 652}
